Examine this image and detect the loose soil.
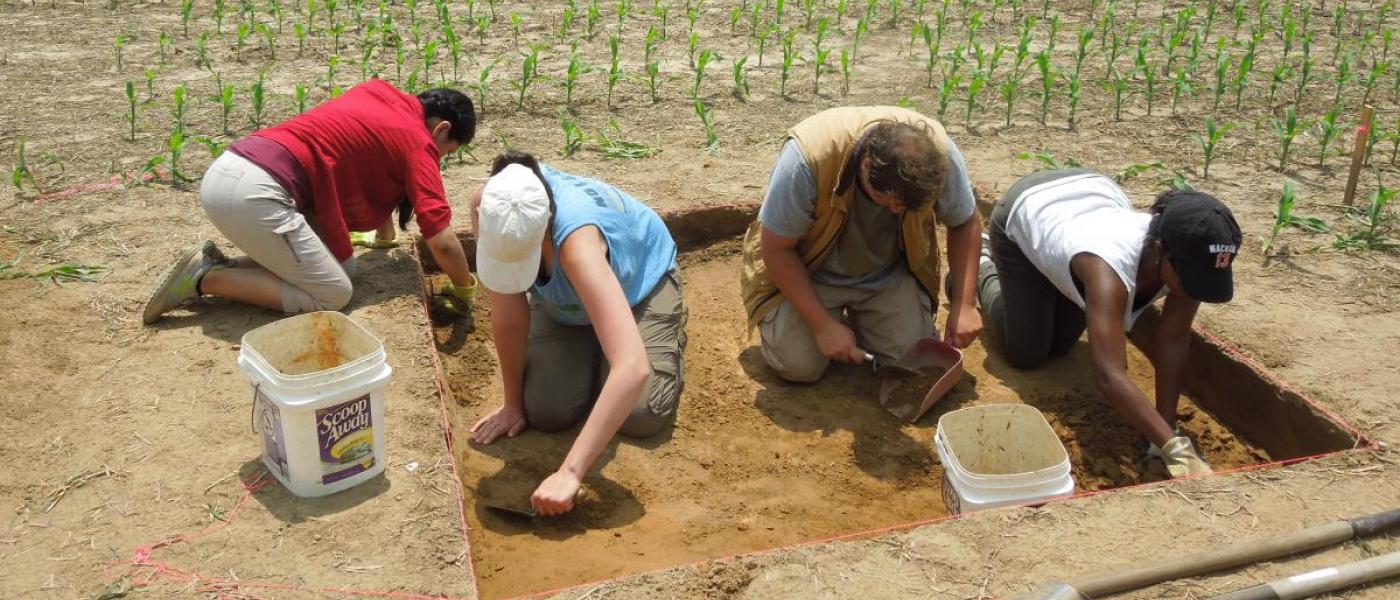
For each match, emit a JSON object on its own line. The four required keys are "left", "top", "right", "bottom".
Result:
{"left": 431, "top": 241, "right": 1267, "bottom": 600}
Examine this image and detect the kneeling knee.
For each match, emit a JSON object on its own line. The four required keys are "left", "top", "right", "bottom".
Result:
{"left": 312, "top": 282, "right": 354, "bottom": 312}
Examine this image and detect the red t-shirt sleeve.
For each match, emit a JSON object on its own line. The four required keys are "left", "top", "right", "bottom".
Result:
{"left": 404, "top": 145, "right": 453, "bottom": 239}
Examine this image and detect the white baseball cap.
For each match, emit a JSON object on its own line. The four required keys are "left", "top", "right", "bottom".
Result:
{"left": 477, "top": 164, "right": 550, "bottom": 294}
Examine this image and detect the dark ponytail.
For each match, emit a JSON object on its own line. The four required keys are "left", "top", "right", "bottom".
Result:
{"left": 489, "top": 149, "right": 556, "bottom": 211}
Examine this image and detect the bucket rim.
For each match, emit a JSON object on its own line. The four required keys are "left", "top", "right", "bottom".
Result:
{"left": 239, "top": 311, "right": 386, "bottom": 384}
{"left": 934, "top": 404, "right": 1071, "bottom": 481}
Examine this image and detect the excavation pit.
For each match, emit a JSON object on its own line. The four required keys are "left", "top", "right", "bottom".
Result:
{"left": 415, "top": 204, "right": 1368, "bottom": 600}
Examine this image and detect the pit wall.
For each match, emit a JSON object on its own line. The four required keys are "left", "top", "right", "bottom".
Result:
{"left": 417, "top": 201, "right": 1368, "bottom": 461}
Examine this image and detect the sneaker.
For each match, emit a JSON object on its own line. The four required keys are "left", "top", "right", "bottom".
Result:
{"left": 979, "top": 232, "right": 993, "bottom": 269}
{"left": 141, "top": 241, "right": 229, "bottom": 324}
{"left": 1159, "top": 436, "right": 1213, "bottom": 478}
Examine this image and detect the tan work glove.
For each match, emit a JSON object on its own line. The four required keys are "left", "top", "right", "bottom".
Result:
{"left": 1160, "top": 436, "right": 1213, "bottom": 478}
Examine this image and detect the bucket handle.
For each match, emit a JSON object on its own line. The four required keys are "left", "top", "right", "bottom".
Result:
{"left": 250, "top": 383, "right": 260, "bottom": 434}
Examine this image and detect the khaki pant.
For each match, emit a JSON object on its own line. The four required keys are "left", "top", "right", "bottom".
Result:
{"left": 201, "top": 152, "right": 355, "bottom": 313}
{"left": 523, "top": 271, "right": 687, "bottom": 438}
{"left": 760, "top": 270, "right": 934, "bottom": 383}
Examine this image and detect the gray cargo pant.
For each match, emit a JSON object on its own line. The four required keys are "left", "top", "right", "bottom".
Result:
{"left": 759, "top": 269, "right": 935, "bottom": 383}
{"left": 979, "top": 169, "right": 1096, "bottom": 368}
{"left": 523, "top": 271, "right": 687, "bottom": 438}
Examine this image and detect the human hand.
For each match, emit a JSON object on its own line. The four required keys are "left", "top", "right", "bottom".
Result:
{"left": 944, "top": 304, "right": 983, "bottom": 349}
{"left": 349, "top": 231, "right": 399, "bottom": 249}
{"left": 530, "top": 469, "right": 583, "bottom": 516}
{"left": 814, "top": 318, "right": 864, "bottom": 364}
{"left": 432, "top": 278, "right": 479, "bottom": 319}
{"left": 470, "top": 404, "right": 527, "bottom": 444}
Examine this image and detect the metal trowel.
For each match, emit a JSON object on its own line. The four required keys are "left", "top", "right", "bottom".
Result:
{"left": 482, "top": 488, "right": 590, "bottom": 521}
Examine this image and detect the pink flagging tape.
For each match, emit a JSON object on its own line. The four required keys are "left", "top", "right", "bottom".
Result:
{"left": 31, "top": 169, "right": 160, "bottom": 205}
{"left": 409, "top": 240, "right": 482, "bottom": 599}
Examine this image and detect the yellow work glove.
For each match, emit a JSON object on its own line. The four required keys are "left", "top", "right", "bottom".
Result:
{"left": 349, "top": 231, "right": 399, "bottom": 249}
{"left": 432, "top": 278, "right": 477, "bottom": 319}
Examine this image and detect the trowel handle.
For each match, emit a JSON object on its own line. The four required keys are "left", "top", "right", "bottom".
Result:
{"left": 860, "top": 351, "right": 877, "bottom": 370}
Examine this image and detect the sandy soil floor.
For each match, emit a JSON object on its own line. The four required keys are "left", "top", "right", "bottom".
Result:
{"left": 2, "top": 0, "right": 1398, "bottom": 598}
{"left": 432, "top": 243, "right": 1268, "bottom": 599}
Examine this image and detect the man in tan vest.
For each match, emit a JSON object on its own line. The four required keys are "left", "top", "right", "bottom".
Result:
{"left": 740, "top": 106, "right": 983, "bottom": 383}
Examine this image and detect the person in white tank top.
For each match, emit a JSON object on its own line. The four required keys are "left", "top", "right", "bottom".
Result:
{"left": 979, "top": 170, "right": 1242, "bottom": 479}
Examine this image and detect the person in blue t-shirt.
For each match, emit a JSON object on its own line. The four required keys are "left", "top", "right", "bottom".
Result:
{"left": 467, "top": 150, "right": 684, "bottom": 516}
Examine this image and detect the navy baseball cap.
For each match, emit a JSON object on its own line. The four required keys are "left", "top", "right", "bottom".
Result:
{"left": 1156, "top": 191, "right": 1243, "bottom": 303}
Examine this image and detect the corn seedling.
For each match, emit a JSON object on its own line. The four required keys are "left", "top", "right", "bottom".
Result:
{"left": 617, "top": 0, "right": 630, "bottom": 32}
{"left": 215, "top": 0, "right": 227, "bottom": 31}
{"left": 597, "top": 120, "right": 659, "bottom": 159}
{"left": 158, "top": 30, "right": 171, "bottom": 65}
{"left": 25, "top": 264, "right": 109, "bottom": 284}
{"left": 474, "top": 58, "right": 499, "bottom": 118}
{"left": 1334, "top": 183, "right": 1396, "bottom": 250}
{"left": 1361, "top": 60, "right": 1388, "bottom": 108}
{"left": 562, "top": 45, "right": 591, "bottom": 108}
{"left": 607, "top": 35, "right": 624, "bottom": 107}
{"left": 245, "top": 75, "right": 265, "bottom": 129}
{"left": 124, "top": 81, "right": 138, "bottom": 141}
{"left": 1211, "top": 39, "right": 1230, "bottom": 109}
{"left": 1035, "top": 50, "right": 1054, "bottom": 125}
{"left": 692, "top": 48, "right": 718, "bottom": 98}
{"left": 1270, "top": 108, "right": 1304, "bottom": 171}
{"left": 1267, "top": 64, "right": 1292, "bottom": 108}
{"left": 196, "top": 32, "right": 211, "bottom": 69}
{"left": 586, "top": 0, "right": 601, "bottom": 40}
{"left": 196, "top": 135, "right": 229, "bottom": 159}
{"left": 851, "top": 17, "right": 869, "bottom": 60}
{"left": 645, "top": 26, "right": 663, "bottom": 103}
{"left": 694, "top": 99, "right": 717, "bottom": 153}
{"left": 1317, "top": 106, "right": 1343, "bottom": 166}
{"left": 1232, "top": 29, "right": 1261, "bottom": 109}
{"left": 10, "top": 141, "right": 44, "bottom": 194}
{"left": 1141, "top": 56, "right": 1159, "bottom": 116}
{"left": 810, "top": 19, "right": 832, "bottom": 95}
{"left": 170, "top": 84, "right": 187, "bottom": 135}
{"left": 779, "top": 30, "right": 797, "bottom": 97}
{"left": 1171, "top": 67, "right": 1192, "bottom": 114}
{"left": 840, "top": 48, "right": 852, "bottom": 96}
{"left": 1016, "top": 148, "right": 1082, "bottom": 170}
{"left": 444, "top": 26, "right": 464, "bottom": 83}
{"left": 167, "top": 131, "right": 191, "bottom": 183}
{"left": 1261, "top": 182, "right": 1328, "bottom": 255}
{"left": 965, "top": 68, "right": 988, "bottom": 129}
{"left": 115, "top": 34, "right": 130, "bottom": 70}
{"left": 732, "top": 55, "right": 750, "bottom": 100}
{"left": 1293, "top": 33, "right": 1314, "bottom": 107}
{"left": 991, "top": 71, "right": 1020, "bottom": 128}
{"left": 936, "top": 53, "right": 963, "bottom": 119}
{"left": 1104, "top": 68, "right": 1128, "bottom": 122}
{"left": 295, "top": 82, "right": 309, "bottom": 113}
{"left": 182, "top": 0, "right": 195, "bottom": 36}
{"left": 1190, "top": 117, "right": 1234, "bottom": 180}
{"left": 559, "top": 109, "right": 586, "bottom": 157}
{"left": 220, "top": 82, "right": 236, "bottom": 133}
{"left": 1333, "top": 50, "right": 1352, "bottom": 108}
{"left": 511, "top": 45, "right": 541, "bottom": 111}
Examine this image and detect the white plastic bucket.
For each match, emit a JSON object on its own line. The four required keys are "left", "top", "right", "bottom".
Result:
{"left": 238, "top": 311, "right": 392, "bottom": 497}
{"left": 935, "top": 404, "right": 1075, "bottom": 514}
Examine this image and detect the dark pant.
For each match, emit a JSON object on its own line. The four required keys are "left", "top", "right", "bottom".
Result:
{"left": 980, "top": 170, "right": 1095, "bottom": 369}
{"left": 522, "top": 271, "right": 687, "bottom": 438}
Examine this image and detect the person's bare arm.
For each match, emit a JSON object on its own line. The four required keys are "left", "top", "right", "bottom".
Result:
{"left": 1151, "top": 292, "right": 1200, "bottom": 430}
{"left": 376, "top": 217, "right": 397, "bottom": 244}
{"left": 942, "top": 214, "right": 984, "bottom": 348}
{"left": 470, "top": 289, "right": 529, "bottom": 444}
{"left": 1073, "top": 253, "right": 1175, "bottom": 447}
{"left": 532, "top": 227, "right": 650, "bottom": 516}
{"left": 425, "top": 229, "right": 472, "bottom": 288}
{"left": 759, "top": 227, "right": 863, "bottom": 363}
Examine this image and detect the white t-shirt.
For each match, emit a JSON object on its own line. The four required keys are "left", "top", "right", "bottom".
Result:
{"left": 1005, "top": 173, "right": 1164, "bottom": 330}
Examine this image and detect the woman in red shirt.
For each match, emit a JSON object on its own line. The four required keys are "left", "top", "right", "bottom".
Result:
{"left": 141, "top": 80, "right": 477, "bottom": 323}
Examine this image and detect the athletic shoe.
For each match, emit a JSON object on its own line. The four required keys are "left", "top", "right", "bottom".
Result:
{"left": 140, "top": 241, "right": 229, "bottom": 324}
{"left": 979, "top": 232, "right": 994, "bottom": 270}
{"left": 1160, "top": 436, "right": 1213, "bottom": 478}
